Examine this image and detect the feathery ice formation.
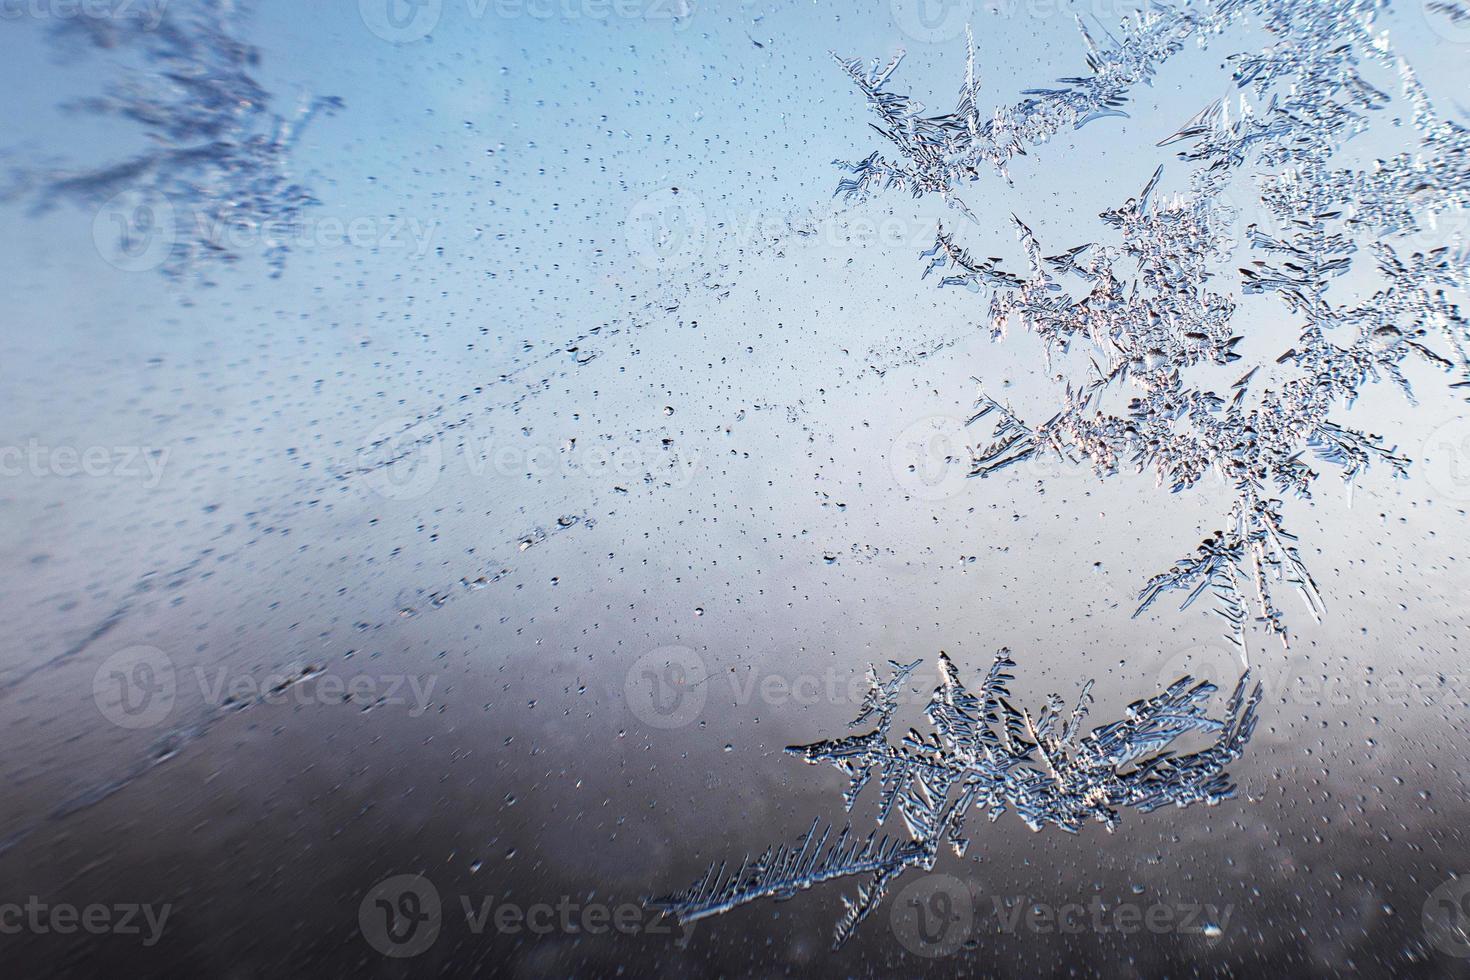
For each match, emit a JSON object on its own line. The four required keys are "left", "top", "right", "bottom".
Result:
{"left": 650, "top": 652, "right": 1260, "bottom": 949}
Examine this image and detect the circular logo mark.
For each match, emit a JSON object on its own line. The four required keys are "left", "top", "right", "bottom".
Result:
{"left": 624, "top": 645, "right": 708, "bottom": 729}
{"left": 92, "top": 191, "right": 176, "bottom": 273}
{"left": 890, "top": 414, "right": 971, "bottom": 501}
{"left": 890, "top": 0, "right": 974, "bottom": 44}
{"left": 359, "top": 0, "right": 443, "bottom": 43}
{"left": 93, "top": 646, "right": 176, "bottom": 729}
{"left": 652, "top": 0, "right": 697, "bottom": 31}
{"left": 891, "top": 874, "right": 973, "bottom": 958}
{"left": 1154, "top": 643, "right": 1248, "bottom": 698}
{"left": 626, "top": 190, "right": 706, "bottom": 271}
{"left": 1422, "top": 0, "right": 1470, "bottom": 45}
{"left": 1216, "top": 184, "right": 1290, "bottom": 251}
{"left": 359, "top": 874, "right": 442, "bottom": 958}
{"left": 1424, "top": 876, "right": 1470, "bottom": 957}
{"left": 1019, "top": 444, "right": 1072, "bottom": 484}
{"left": 1403, "top": 205, "right": 1470, "bottom": 257}
{"left": 359, "top": 418, "right": 443, "bottom": 501}
{"left": 1422, "top": 417, "right": 1470, "bottom": 503}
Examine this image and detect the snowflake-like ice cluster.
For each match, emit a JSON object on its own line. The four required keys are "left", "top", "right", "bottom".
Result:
{"left": 6, "top": 0, "right": 341, "bottom": 281}
{"left": 650, "top": 652, "right": 1260, "bottom": 948}
{"left": 838, "top": 1, "right": 1470, "bottom": 655}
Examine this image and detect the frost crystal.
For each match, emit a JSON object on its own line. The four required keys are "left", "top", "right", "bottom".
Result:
{"left": 838, "top": 1, "right": 1470, "bottom": 653}
{"left": 650, "top": 652, "right": 1260, "bottom": 948}
{"left": 7, "top": 0, "right": 342, "bottom": 281}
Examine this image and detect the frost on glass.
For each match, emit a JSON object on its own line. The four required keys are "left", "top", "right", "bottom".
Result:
{"left": 5, "top": 0, "right": 341, "bottom": 281}
{"left": 836, "top": 1, "right": 1470, "bottom": 655}
{"left": 650, "top": 653, "right": 1261, "bottom": 948}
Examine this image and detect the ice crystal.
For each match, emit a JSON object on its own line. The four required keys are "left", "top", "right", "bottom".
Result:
{"left": 838, "top": 1, "right": 1470, "bottom": 653}
{"left": 6, "top": 0, "right": 342, "bottom": 281}
{"left": 650, "top": 652, "right": 1260, "bottom": 949}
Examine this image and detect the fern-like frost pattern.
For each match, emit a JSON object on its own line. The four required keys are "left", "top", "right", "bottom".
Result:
{"left": 838, "top": 1, "right": 1470, "bottom": 654}
{"left": 650, "top": 653, "right": 1260, "bottom": 948}
{"left": 6, "top": 0, "right": 342, "bottom": 282}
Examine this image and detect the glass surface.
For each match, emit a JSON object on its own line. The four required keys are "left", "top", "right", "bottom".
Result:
{"left": 1, "top": 1, "right": 1468, "bottom": 976}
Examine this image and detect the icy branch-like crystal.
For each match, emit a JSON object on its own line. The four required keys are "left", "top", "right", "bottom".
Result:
{"left": 650, "top": 652, "right": 1260, "bottom": 949}
{"left": 6, "top": 0, "right": 342, "bottom": 281}
{"left": 833, "top": 9, "right": 1199, "bottom": 213}
{"left": 840, "top": 0, "right": 1470, "bottom": 651}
